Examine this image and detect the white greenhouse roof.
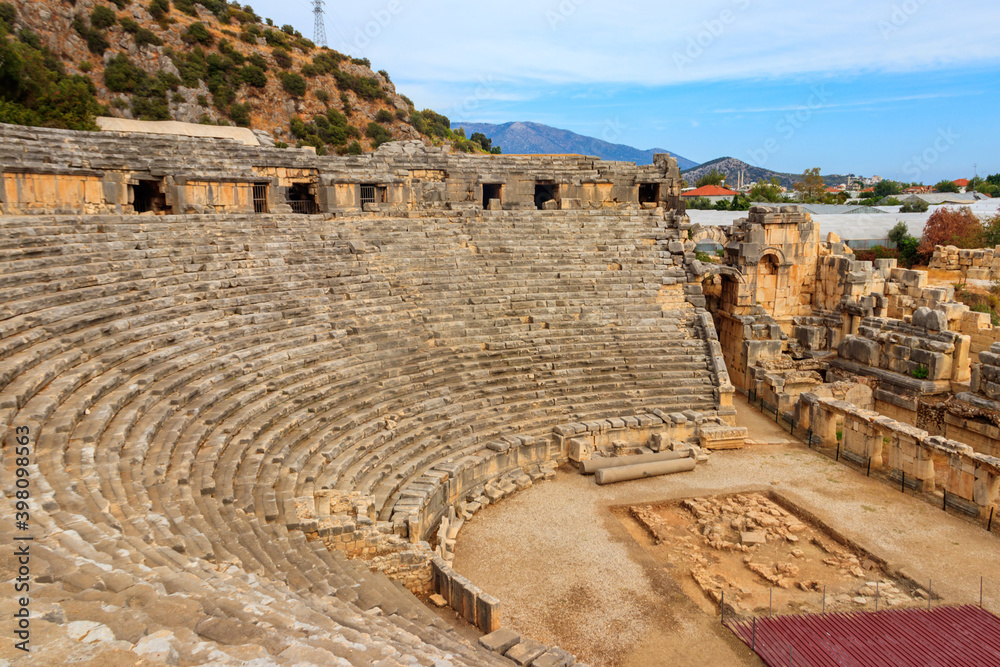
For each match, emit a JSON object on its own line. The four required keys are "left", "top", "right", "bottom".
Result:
{"left": 686, "top": 199, "right": 1000, "bottom": 241}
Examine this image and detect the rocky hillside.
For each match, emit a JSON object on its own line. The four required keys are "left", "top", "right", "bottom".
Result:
{"left": 452, "top": 121, "right": 698, "bottom": 168}
{"left": 682, "top": 157, "right": 850, "bottom": 189}
{"left": 0, "top": 0, "right": 475, "bottom": 154}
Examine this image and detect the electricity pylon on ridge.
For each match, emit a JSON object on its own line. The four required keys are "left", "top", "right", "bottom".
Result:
{"left": 312, "top": 0, "right": 328, "bottom": 48}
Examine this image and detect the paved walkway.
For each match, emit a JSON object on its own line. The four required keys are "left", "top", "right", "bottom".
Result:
{"left": 453, "top": 397, "right": 1000, "bottom": 666}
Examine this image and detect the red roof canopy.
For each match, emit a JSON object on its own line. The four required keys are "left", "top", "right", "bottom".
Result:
{"left": 681, "top": 185, "right": 737, "bottom": 198}
{"left": 728, "top": 605, "right": 1000, "bottom": 667}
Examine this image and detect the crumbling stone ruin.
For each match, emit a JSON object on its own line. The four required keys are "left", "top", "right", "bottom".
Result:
{"left": 692, "top": 202, "right": 1000, "bottom": 521}
{"left": 930, "top": 244, "right": 1000, "bottom": 281}
{"left": 1, "top": 118, "right": 999, "bottom": 664}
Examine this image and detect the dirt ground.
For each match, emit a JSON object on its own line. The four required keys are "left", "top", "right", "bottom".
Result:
{"left": 451, "top": 395, "right": 1000, "bottom": 667}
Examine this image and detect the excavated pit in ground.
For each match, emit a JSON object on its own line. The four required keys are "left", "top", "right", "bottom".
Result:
{"left": 617, "top": 491, "right": 928, "bottom": 620}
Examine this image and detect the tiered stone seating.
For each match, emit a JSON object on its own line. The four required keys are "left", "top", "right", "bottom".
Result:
{"left": 0, "top": 209, "right": 717, "bottom": 664}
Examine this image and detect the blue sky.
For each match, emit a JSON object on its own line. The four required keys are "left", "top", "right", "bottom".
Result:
{"left": 253, "top": 0, "right": 1000, "bottom": 182}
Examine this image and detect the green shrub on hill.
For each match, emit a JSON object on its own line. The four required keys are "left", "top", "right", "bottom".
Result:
{"left": 0, "top": 22, "right": 102, "bottom": 130}
{"left": 287, "top": 108, "right": 359, "bottom": 152}
{"left": 183, "top": 22, "right": 213, "bottom": 46}
{"left": 104, "top": 54, "right": 176, "bottom": 120}
{"left": 271, "top": 47, "right": 292, "bottom": 69}
{"left": 279, "top": 71, "right": 306, "bottom": 97}
{"left": 238, "top": 64, "right": 266, "bottom": 88}
{"left": 229, "top": 102, "right": 251, "bottom": 127}
{"left": 90, "top": 6, "right": 117, "bottom": 30}
{"left": 366, "top": 121, "right": 391, "bottom": 148}
{"left": 149, "top": 0, "right": 170, "bottom": 22}
{"left": 0, "top": 4, "right": 15, "bottom": 28}
{"left": 72, "top": 13, "right": 110, "bottom": 55}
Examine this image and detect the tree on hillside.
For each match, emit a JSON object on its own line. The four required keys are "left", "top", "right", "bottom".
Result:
{"left": 918, "top": 207, "right": 983, "bottom": 256}
{"left": 873, "top": 180, "right": 902, "bottom": 198}
{"left": 469, "top": 132, "right": 492, "bottom": 152}
{"left": 695, "top": 169, "right": 725, "bottom": 188}
{"left": 934, "top": 179, "right": 959, "bottom": 193}
{"left": 793, "top": 167, "right": 825, "bottom": 201}
{"left": 748, "top": 177, "right": 784, "bottom": 203}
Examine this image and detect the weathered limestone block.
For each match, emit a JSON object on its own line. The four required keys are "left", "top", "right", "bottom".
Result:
{"left": 886, "top": 424, "right": 935, "bottom": 491}
{"left": 481, "top": 628, "right": 521, "bottom": 654}
{"left": 947, "top": 453, "right": 977, "bottom": 502}
{"left": 890, "top": 268, "right": 928, "bottom": 289}
{"left": 795, "top": 324, "right": 826, "bottom": 351}
{"left": 649, "top": 432, "right": 671, "bottom": 452}
{"left": 973, "top": 464, "right": 1000, "bottom": 517}
{"left": 809, "top": 398, "right": 840, "bottom": 447}
{"left": 912, "top": 306, "right": 947, "bottom": 332}
{"left": 698, "top": 425, "right": 748, "bottom": 450}
{"left": 567, "top": 437, "right": 593, "bottom": 463}
{"left": 476, "top": 594, "right": 502, "bottom": 633}
{"left": 842, "top": 412, "right": 883, "bottom": 466}
{"left": 506, "top": 639, "right": 548, "bottom": 666}
{"left": 839, "top": 336, "right": 880, "bottom": 367}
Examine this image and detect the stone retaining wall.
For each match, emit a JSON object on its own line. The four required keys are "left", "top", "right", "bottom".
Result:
{"left": 431, "top": 557, "right": 502, "bottom": 633}
{"left": 798, "top": 394, "right": 1000, "bottom": 518}
{"left": 930, "top": 245, "right": 1000, "bottom": 281}
{"left": 971, "top": 342, "right": 1000, "bottom": 401}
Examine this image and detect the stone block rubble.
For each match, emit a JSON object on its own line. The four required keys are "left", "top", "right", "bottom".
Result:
{"left": 630, "top": 494, "right": 920, "bottom": 619}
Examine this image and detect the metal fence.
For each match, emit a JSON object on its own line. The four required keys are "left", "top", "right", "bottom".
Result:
{"left": 286, "top": 199, "right": 318, "bottom": 214}
{"left": 743, "top": 389, "right": 998, "bottom": 534}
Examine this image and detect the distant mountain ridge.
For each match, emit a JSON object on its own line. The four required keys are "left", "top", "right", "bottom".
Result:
{"left": 682, "top": 157, "right": 851, "bottom": 189}
{"left": 453, "top": 121, "right": 699, "bottom": 169}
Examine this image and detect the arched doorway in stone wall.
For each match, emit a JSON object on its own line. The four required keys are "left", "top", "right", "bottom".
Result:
{"left": 755, "top": 253, "right": 781, "bottom": 316}
{"left": 701, "top": 268, "right": 752, "bottom": 391}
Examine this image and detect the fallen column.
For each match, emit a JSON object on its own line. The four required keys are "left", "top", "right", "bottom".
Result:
{"left": 581, "top": 450, "right": 690, "bottom": 475}
{"left": 594, "top": 457, "right": 696, "bottom": 485}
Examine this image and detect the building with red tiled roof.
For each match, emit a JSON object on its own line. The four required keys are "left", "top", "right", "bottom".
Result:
{"left": 680, "top": 184, "right": 738, "bottom": 203}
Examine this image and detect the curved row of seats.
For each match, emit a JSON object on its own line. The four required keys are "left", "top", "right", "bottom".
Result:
{"left": 0, "top": 209, "right": 717, "bottom": 664}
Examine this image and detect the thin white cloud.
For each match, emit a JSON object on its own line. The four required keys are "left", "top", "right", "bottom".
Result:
{"left": 710, "top": 92, "right": 979, "bottom": 114}
{"left": 252, "top": 0, "right": 1000, "bottom": 103}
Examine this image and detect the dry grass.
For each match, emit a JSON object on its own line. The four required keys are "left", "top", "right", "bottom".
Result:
{"left": 919, "top": 267, "right": 964, "bottom": 286}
